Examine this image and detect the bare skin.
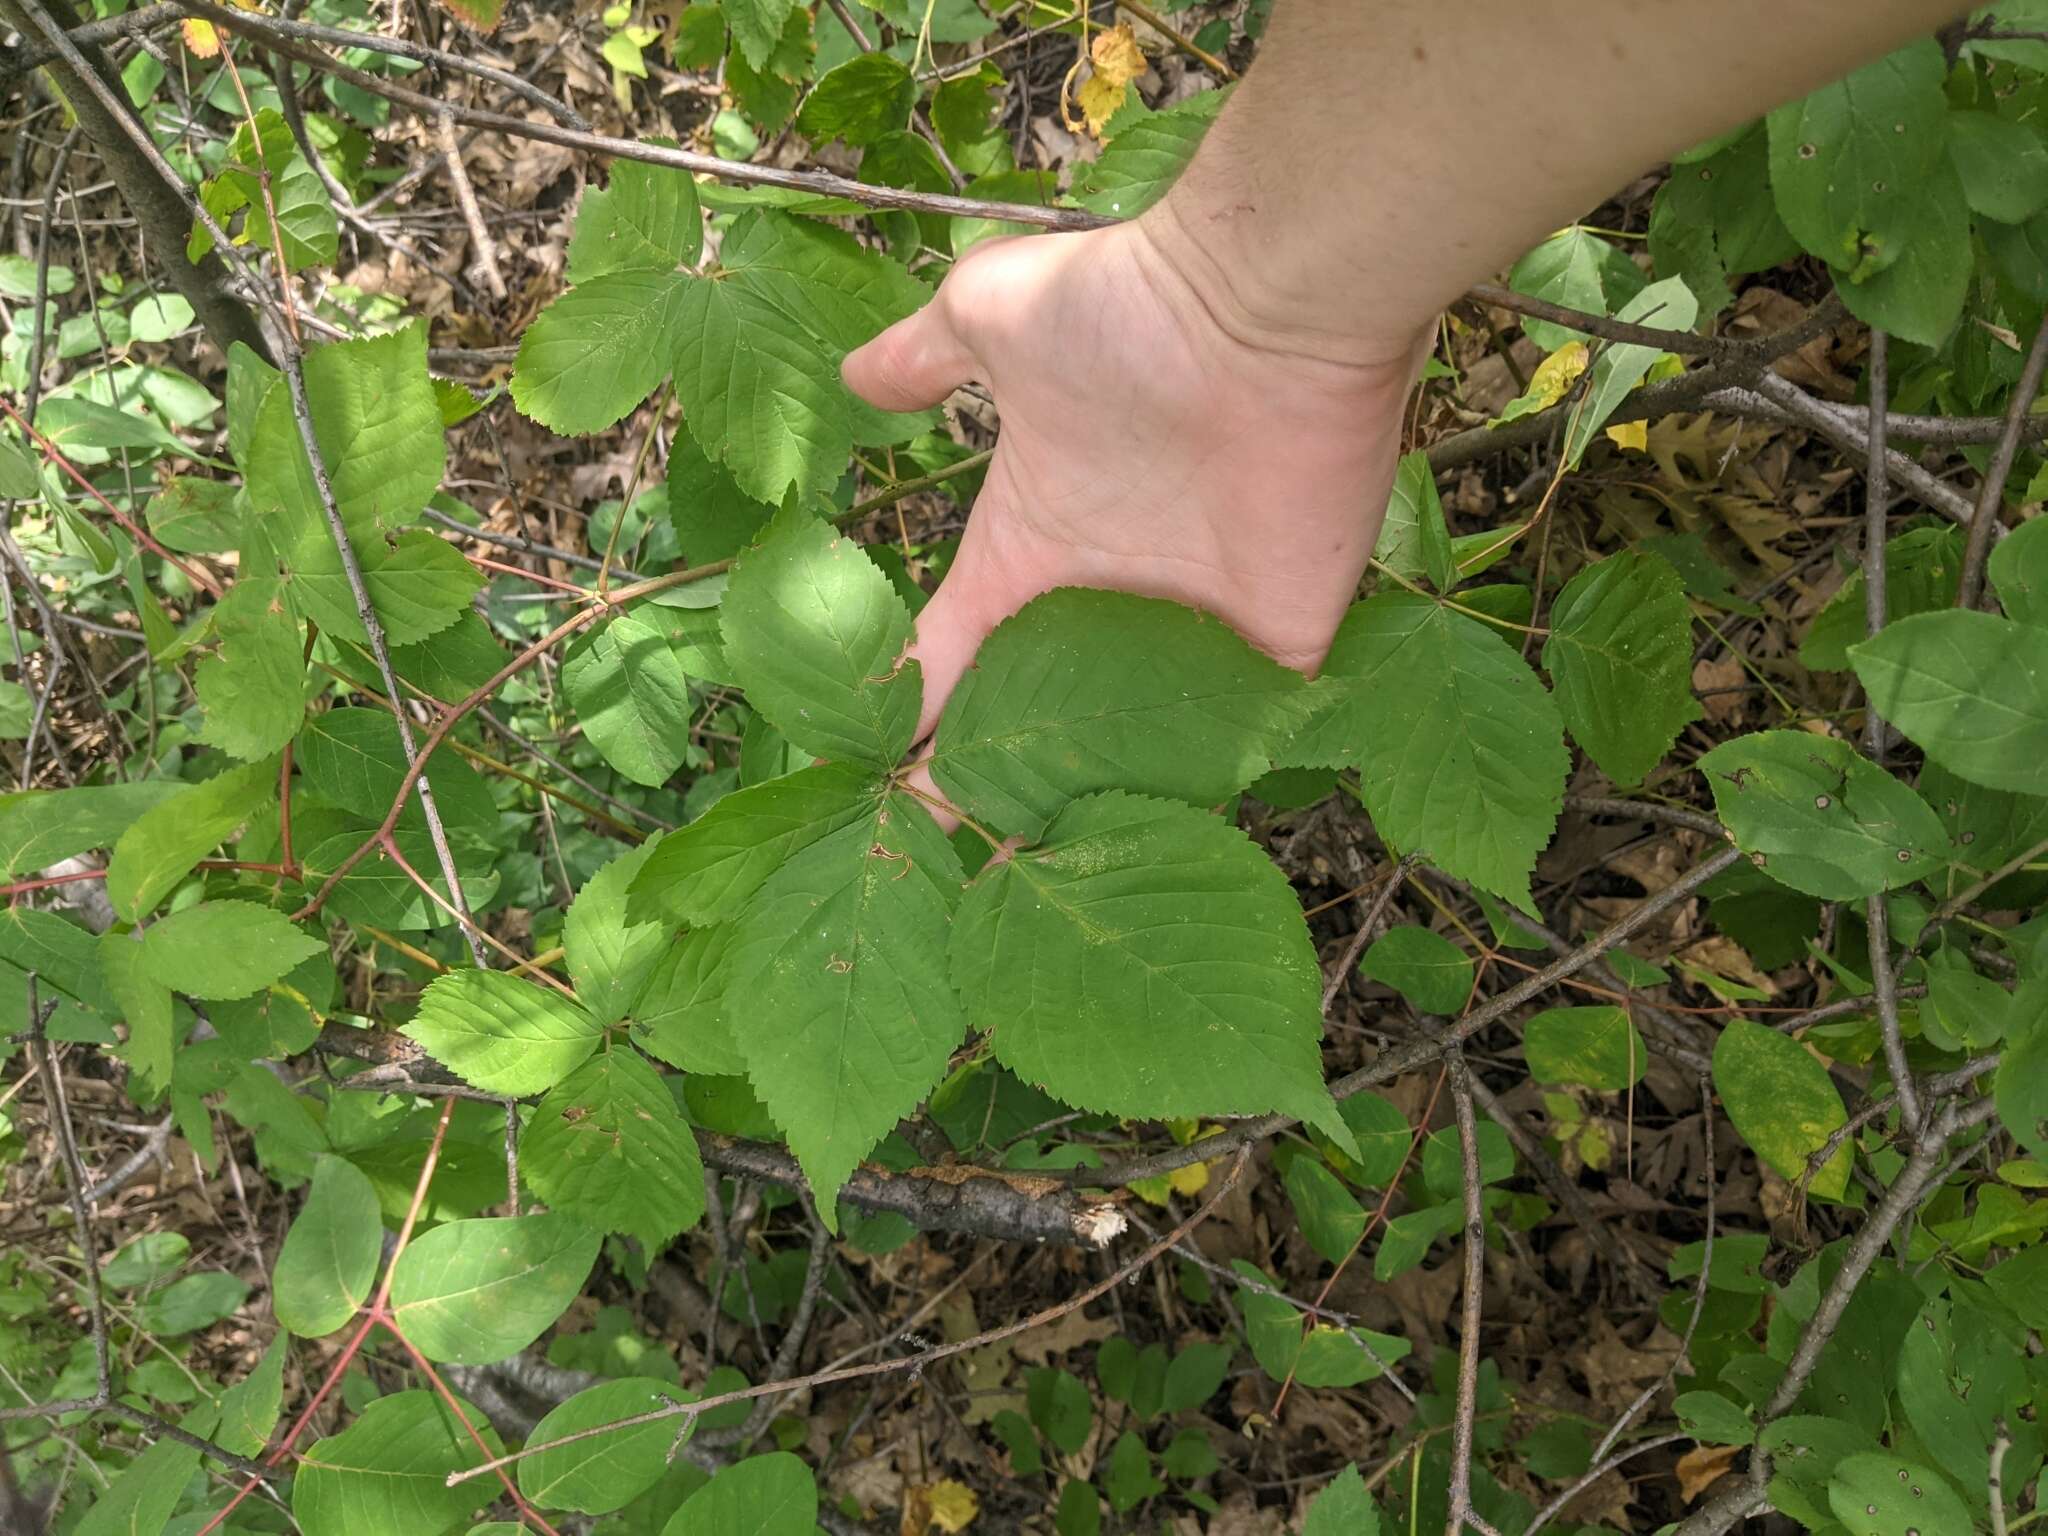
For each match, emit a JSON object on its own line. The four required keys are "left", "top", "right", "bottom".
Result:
{"left": 843, "top": 1, "right": 1968, "bottom": 743}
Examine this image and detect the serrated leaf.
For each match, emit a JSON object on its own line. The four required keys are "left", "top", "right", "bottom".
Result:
{"left": 1766, "top": 41, "right": 1950, "bottom": 278}
{"left": 722, "top": 511, "right": 919, "bottom": 766}
{"left": 629, "top": 923, "right": 749, "bottom": 1075}
{"left": 387, "top": 1212, "right": 598, "bottom": 1364}
{"left": 672, "top": 276, "right": 851, "bottom": 501}
{"left": 401, "top": 969, "right": 603, "bottom": 1096}
{"left": 1522, "top": 1005, "right": 1644, "bottom": 1091}
{"left": 1069, "top": 89, "right": 1226, "bottom": 217}
{"left": 1698, "top": 730, "right": 1947, "bottom": 899}
{"left": 725, "top": 0, "right": 803, "bottom": 70}
{"left": 1542, "top": 549, "right": 1698, "bottom": 784}
{"left": 564, "top": 838, "right": 667, "bottom": 1026}
{"left": 196, "top": 579, "right": 306, "bottom": 760}
{"left": 518, "top": 1376, "right": 697, "bottom": 1514}
{"left": 564, "top": 612, "right": 695, "bottom": 788}
{"left": 1358, "top": 926, "right": 1472, "bottom": 1015}
{"left": 720, "top": 792, "right": 966, "bottom": 1215}
{"left": 1712, "top": 1018, "right": 1849, "bottom": 1199}
{"left": 100, "top": 931, "right": 174, "bottom": 1103}
{"left": 1294, "top": 594, "right": 1566, "bottom": 909}
{"left": 245, "top": 323, "right": 444, "bottom": 540}
{"left": 930, "top": 589, "right": 1312, "bottom": 841}
{"left": 291, "top": 528, "right": 483, "bottom": 648}
{"left": 628, "top": 761, "right": 880, "bottom": 926}
{"left": 1302, "top": 1465, "right": 1381, "bottom": 1536}
{"left": 1372, "top": 451, "right": 1452, "bottom": 587}
{"left": 293, "top": 1390, "right": 503, "bottom": 1536}
{"left": 662, "top": 1451, "right": 817, "bottom": 1536}
{"left": 1852, "top": 608, "right": 2048, "bottom": 794}
{"left": 106, "top": 757, "right": 278, "bottom": 921}
{"left": 567, "top": 156, "right": 702, "bottom": 282}
{"left": 273, "top": 1154, "right": 382, "bottom": 1337}
{"left": 667, "top": 430, "right": 774, "bottom": 563}
{"left": 522, "top": 1050, "right": 706, "bottom": 1251}
{"left": 215, "top": 1334, "right": 287, "bottom": 1458}
{"left": 75, "top": 1435, "right": 199, "bottom": 1536}
{"left": 0, "top": 781, "right": 181, "bottom": 879}
{"left": 952, "top": 792, "right": 1344, "bottom": 1139}
{"left": 511, "top": 270, "right": 690, "bottom": 436}
{"left": 295, "top": 707, "right": 497, "bottom": 845}
{"left": 799, "top": 53, "right": 916, "bottom": 147}
{"left": 141, "top": 901, "right": 321, "bottom": 1001}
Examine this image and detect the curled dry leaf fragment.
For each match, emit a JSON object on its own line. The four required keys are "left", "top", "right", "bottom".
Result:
{"left": 181, "top": 18, "right": 221, "bottom": 58}
{"left": 1069, "top": 22, "right": 1149, "bottom": 139}
{"left": 1676, "top": 1441, "right": 1743, "bottom": 1503}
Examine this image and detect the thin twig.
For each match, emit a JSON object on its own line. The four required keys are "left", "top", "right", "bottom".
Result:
{"left": 1959, "top": 315, "right": 2048, "bottom": 608}
{"left": 1444, "top": 1052, "right": 1489, "bottom": 1536}
{"left": 436, "top": 111, "right": 506, "bottom": 301}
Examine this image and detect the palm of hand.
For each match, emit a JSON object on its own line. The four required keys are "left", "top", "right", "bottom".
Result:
{"left": 843, "top": 221, "right": 1421, "bottom": 743}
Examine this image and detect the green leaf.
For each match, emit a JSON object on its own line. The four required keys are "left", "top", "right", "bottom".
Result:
{"left": 245, "top": 323, "right": 444, "bottom": 540}
{"left": 1996, "top": 1012, "right": 2048, "bottom": 1162}
{"left": 661, "top": 1451, "right": 817, "bottom": 1536}
{"left": 196, "top": 579, "right": 306, "bottom": 760}
{"left": 1054, "top": 1480, "right": 1103, "bottom": 1536}
{"left": 725, "top": 0, "right": 803, "bottom": 71}
{"left": 564, "top": 612, "right": 696, "bottom": 788}
{"left": 1829, "top": 164, "right": 1971, "bottom": 347}
{"left": 1985, "top": 1243, "right": 2048, "bottom": 1328}
{"left": 567, "top": 156, "right": 702, "bottom": 282}
{"left": 296, "top": 706, "right": 496, "bottom": 844}
{"left": 76, "top": 1435, "right": 200, "bottom": 1536}
{"left": 629, "top": 762, "right": 879, "bottom": 926}
{"left": 103, "top": 1231, "right": 189, "bottom": 1289}
{"left": 401, "top": 969, "right": 603, "bottom": 1096}
{"left": 522, "top": 1050, "right": 706, "bottom": 1251}
{"left": 1852, "top": 610, "right": 2048, "bottom": 792}
{"left": 1522, "top": 1005, "right": 1644, "bottom": 1091}
{"left": 1825, "top": 1452, "right": 1973, "bottom": 1536}
{"left": 1029, "top": 1367, "right": 1094, "bottom": 1452}
{"left": 1698, "top": 730, "right": 1948, "bottom": 899}
{"left": 1358, "top": 926, "right": 1473, "bottom": 1015}
{"left": 1675, "top": 1391, "right": 1755, "bottom": 1445}
{"left": 1162, "top": 1342, "right": 1230, "bottom": 1413}
{"left": 387, "top": 1212, "right": 599, "bottom": 1364}
{"left": 667, "top": 431, "right": 774, "bottom": 563}
{"left": 273, "top": 1153, "right": 382, "bottom": 1337}
{"left": 630, "top": 923, "right": 749, "bottom": 1075}
{"left": 511, "top": 270, "right": 690, "bottom": 435}
{"left": 565, "top": 838, "right": 668, "bottom": 1026}
{"left": 101, "top": 932, "right": 173, "bottom": 1100}
{"left": 1560, "top": 278, "right": 1701, "bottom": 469}
{"left": 1712, "top": 1018, "right": 1850, "bottom": 1199}
{"left": 1283, "top": 1155, "right": 1367, "bottom": 1265}
{"left": 952, "top": 792, "right": 1345, "bottom": 1141}
{"left": 1989, "top": 516, "right": 2048, "bottom": 626}
{"left": 1766, "top": 41, "right": 1950, "bottom": 277}
{"left": 215, "top": 1333, "right": 287, "bottom": 1458}
{"left": 1949, "top": 108, "right": 2048, "bottom": 223}
{"left": 1372, "top": 451, "right": 1456, "bottom": 588}
{"left": 1505, "top": 227, "right": 1646, "bottom": 351}
{"left": 1106, "top": 1431, "right": 1163, "bottom": 1513}
{"left": 142, "top": 1270, "right": 249, "bottom": 1334}
{"left": 1799, "top": 524, "right": 1962, "bottom": 669}
{"left": 1069, "top": 89, "right": 1227, "bottom": 217}
{"left": 1232, "top": 1259, "right": 1410, "bottom": 1387}
{"left": 799, "top": 54, "right": 916, "bottom": 146}
{"left": 721, "top": 510, "right": 920, "bottom": 767}
{"left": 720, "top": 792, "right": 967, "bottom": 1214}
{"left": 291, "top": 528, "right": 483, "bottom": 648}
{"left": 141, "top": 900, "right": 321, "bottom": 1001}
{"left": 1897, "top": 1292, "right": 2038, "bottom": 1511}
{"left": 1302, "top": 1465, "right": 1382, "bottom": 1536}
{"left": 1331, "top": 1092, "right": 1412, "bottom": 1186}
{"left": 931, "top": 589, "right": 1311, "bottom": 841}
{"left": 106, "top": 757, "right": 278, "bottom": 921}
{"left": 517, "top": 1376, "right": 696, "bottom": 1513}
{"left": 1295, "top": 593, "right": 1566, "bottom": 909}
{"left": 0, "top": 780, "right": 182, "bottom": 879}
{"left": 293, "top": 1390, "right": 503, "bottom": 1536}
{"left": 1541, "top": 550, "right": 1696, "bottom": 784}
{"left": 671, "top": 277, "right": 849, "bottom": 501}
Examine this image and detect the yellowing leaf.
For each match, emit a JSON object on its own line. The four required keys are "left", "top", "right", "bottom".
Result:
{"left": 1075, "top": 74, "right": 1126, "bottom": 139}
{"left": 918, "top": 1479, "right": 979, "bottom": 1533}
{"left": 1090, "top": 23, "right": 1146, "bottom": 88}
{"left": 1604, "top": 419, "right": 1648, "bottom": 452}
{"left": 1529, "top": 342, "right": 1590, "bottom": 404}
{"left": 181, "top": 18, "right": 221, "bottom": 57}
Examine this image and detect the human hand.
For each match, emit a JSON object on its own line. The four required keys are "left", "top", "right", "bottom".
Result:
{"left": 840, "top": 214, "right": 1429, "bottom": 752}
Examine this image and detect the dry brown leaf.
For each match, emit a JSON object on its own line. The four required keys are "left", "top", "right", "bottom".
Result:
{"left": 902, "top": 1479, "right": 979, "bottom": 1533}
{"left": 1010, "top": 1308, "right": 1117, "bottom": 1365}
{"left": 1676, "top": 1441, "right": 1743, "bottom": 1502}
{"left": 1091, "top": 23, "right": 1148, "bottom": 87}
{"left": 1693, "top": 654, "right": 1746, "bottom": 724}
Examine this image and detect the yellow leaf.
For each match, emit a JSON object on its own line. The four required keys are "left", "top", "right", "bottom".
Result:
{"left": 1527, "top": 342, "right": 1590, "bottom": 408}
{"left": 181, "top": 18, "right": 221, "bottom": 57}
{"left": 1090, "top": 22, "right": 1146, "bottom": 88}
{"left": 922, "top": 1480, "right": 979, "bottom": 1533}
{"left": 1075, "top": 73, "right": 1126, "bottom": 139}
{"left": 1604, "top": 419, "right": 1648, "bottom": 452}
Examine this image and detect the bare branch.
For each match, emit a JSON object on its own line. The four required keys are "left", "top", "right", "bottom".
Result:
{"left": 1959, "top": 315, "right": 2048, "bottom": 608}
{"left": 1444, "top": 1052, "right": 1490, "bottom": 1536}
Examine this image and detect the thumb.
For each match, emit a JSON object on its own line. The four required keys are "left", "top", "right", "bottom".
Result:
{"left": 842, "top": 297, "right": 978, "bottom": 413}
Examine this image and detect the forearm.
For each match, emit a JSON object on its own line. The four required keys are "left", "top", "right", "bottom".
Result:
{"left": 1148, "top": 1, "right": 1967, "bottom": 365}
